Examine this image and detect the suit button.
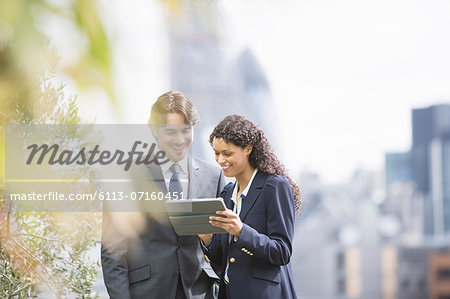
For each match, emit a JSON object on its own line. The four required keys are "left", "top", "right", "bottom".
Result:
{"left": 229, "top": 257, "right": 236, "bottom": 263}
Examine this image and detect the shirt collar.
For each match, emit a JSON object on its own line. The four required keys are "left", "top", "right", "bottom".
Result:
{"left": 160, "top": 154, "right": 188, "bottom": 175}
{"left": 231, "top": 168, "right": 258, "bottom": 204}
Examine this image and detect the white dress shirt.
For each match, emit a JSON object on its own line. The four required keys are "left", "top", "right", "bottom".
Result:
{"left": 224, "top": 168, "right": 258, "bottom": 283}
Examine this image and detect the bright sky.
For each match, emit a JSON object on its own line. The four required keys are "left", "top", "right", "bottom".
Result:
{"left": 219, "top": 0, "right": 450, "bottom": 183}
{"left": 51, "top": 0, "right": 450, "bottom": 184}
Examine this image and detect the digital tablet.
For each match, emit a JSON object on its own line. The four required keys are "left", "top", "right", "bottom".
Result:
{"left": 164, "top": 198, "right": 228, "bottom": 236}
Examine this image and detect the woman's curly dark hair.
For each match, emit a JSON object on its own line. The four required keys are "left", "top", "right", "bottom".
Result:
{"left": 209, "top": 114, "right": 301, "bottom": 213}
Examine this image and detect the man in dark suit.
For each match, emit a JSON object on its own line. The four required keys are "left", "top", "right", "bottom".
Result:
{"left": 101, "top": 91, "right": 225, "bottom": 299}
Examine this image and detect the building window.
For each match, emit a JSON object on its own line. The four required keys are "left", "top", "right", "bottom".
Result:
{"left": 437, "top": 268, "right": 450, "bottom": 281}
{"left": 417, "top": 278, "right": 426, "bottom": 289}
{"left": 400, "top": 279, "right": 409, "bottom": 289}
{"left": 336, "top": 252, "right": 346, "bottom": 295}
{"left": 337, "top": 278, "right": 346, "bottom": 294}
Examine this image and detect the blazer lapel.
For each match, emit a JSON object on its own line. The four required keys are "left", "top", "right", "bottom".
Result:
{"left": 238, "top": 171, "right": 266, "bottom": 221}
{"left": 188, "top": 157, "right": 200, "bottom": 199}
{"left": 221, "top": 183, "right": 235, "bottom": 259}
{"left": 145, "top": 163, "right": 167, "bottom": 193}
{"left": 222, "top": 182, "right": 236, "bottom": 210}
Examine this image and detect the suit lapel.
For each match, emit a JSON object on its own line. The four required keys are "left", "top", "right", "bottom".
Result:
{"left": 145, "top": 163, "right": 167, "bottom": 193}
{"left": 238, "top": 171, "right": 266, "bottom": 221}
{"left": 223, "top": 183, "right": 236, "bottom": 210}
{"left": 188, "top": 157, "right": 200, "bottom": 199}
{"left": 221, "top": 183, "right": 235, "bottom": 260}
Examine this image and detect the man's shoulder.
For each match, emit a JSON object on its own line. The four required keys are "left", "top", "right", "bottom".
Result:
{"left": 191, "top": 156, "right": 221, "bottom": 174}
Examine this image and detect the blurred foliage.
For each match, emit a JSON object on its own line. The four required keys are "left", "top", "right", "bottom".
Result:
{"left": 0, "top": 0, "right": 115, "bottom": 106}
{"left": 0, "top": 0, "right": 108, "bottom": 297}
{"left": 0, "top": 212, "right": 101, "bottom": 298}
{"left": 0, "top": 60, "right": 102, "bottom": 296}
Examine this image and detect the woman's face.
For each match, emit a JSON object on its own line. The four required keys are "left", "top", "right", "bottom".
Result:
{"left": 212, "top": 137, "right": 252, "bottom": 178}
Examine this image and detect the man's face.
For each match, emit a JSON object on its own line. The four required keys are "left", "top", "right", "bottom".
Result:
{"left": 153, "top": 113, "right": 193, "bottom": 162}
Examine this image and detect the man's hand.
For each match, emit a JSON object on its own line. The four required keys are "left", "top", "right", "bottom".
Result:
{"left": 209, "top": 209, "right": 243, "bottom": 238}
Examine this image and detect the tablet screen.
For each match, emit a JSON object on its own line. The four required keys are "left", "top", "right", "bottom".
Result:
{"left": 164, "top": 198, "right": 227, "bottom": 235}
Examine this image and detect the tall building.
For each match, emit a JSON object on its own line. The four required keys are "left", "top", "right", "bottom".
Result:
{"left": 411, "top": 104, "right": 450, "bottom": 237}
{"left": 381, "top": 245, "right": 450, "bottom": 299}
{"left": 429, "top": 130, "right": 450, "bottom": 236}
{"left": 166, "top": 0, "right": 277, "bottom": 160}
{"left": 385, "top": 152, "right": 413, "bottom": 184}
{"left": 292, "top": 171, "right": 385, "bottom": 299}
{"left": 383, "top": 152, "right": 422, "bottom": 241}
{"left": 412, "top": 104, "right": 450, "bottom": 194}
{"left": 442, "top": 132, "right": 450, "bottom": 235}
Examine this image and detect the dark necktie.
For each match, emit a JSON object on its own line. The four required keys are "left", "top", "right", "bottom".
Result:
{"left": 169, "top": 163, "right": 183, "bottom": 199}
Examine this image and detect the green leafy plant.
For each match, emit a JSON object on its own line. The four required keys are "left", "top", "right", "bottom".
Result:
{"left": 0, "top": 0, "right": 110, "bottom": 297}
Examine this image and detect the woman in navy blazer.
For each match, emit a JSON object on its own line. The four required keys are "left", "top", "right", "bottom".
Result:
{"left": 199, "top": 115, "right": 301, "bottom": 299}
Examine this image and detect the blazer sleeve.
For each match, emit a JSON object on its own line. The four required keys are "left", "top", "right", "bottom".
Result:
{"left": 235, "top": 175, "right": 295, "bottom": 266}
{"left": 101, "top": 212, "right": 132, "bottom": 299}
